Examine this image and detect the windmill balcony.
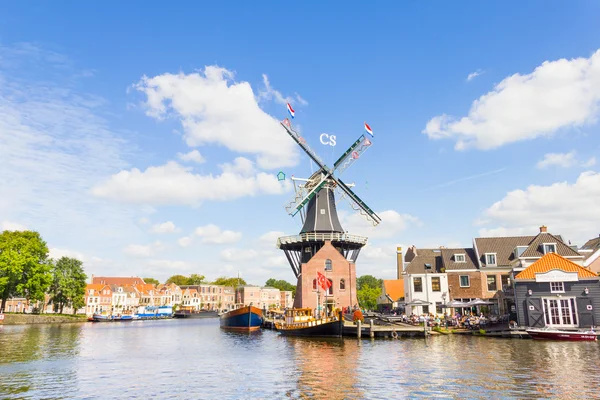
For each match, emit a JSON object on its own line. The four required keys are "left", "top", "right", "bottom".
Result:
{"left": 277, "top": 232, "right": 368, "bottom": 248}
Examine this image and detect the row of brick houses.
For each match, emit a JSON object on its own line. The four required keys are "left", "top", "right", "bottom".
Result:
{"left": 400, "top": 226, "right": 600, "bottom": 319}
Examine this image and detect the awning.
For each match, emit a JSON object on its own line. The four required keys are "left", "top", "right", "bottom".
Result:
{"left": 464, "top": 298, "right": 494, "bottom": 307}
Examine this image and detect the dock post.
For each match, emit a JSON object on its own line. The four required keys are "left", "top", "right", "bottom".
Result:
{"left": 369, "top": 319, "right": 374, "bottom": 338}
{"left": 357, "top": 320, "right": 362, "bottom": 338}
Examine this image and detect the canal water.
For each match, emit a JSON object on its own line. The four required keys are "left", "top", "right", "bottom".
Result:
{"left": 1, "top": 319, "right": 599, "bottom": 399}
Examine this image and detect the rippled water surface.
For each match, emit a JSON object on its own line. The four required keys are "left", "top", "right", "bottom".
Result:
{"left": 1, "top": 319, "right": 599, "bottom": 399}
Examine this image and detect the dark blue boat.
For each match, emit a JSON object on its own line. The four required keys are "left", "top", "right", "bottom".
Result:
{"left": 219, "top": 305, "right": 263, "bottom": 331}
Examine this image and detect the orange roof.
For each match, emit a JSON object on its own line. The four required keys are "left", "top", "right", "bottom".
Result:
{"left": 383, "top": 279, "right": 404, "bottom": 300}
{"left": 92, "top": 276, "right": 145, "bottom": 285}
{"left": 515, "top": 252, "right": 599, "bottom": 280}
{"left": 86, "top": 284, "right": 105, "bottom": 291}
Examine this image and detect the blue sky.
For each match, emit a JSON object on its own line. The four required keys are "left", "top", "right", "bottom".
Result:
{"left": 1, "top": 2, "right": 599, "bottom": 284}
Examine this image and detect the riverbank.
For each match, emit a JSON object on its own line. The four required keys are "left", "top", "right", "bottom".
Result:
{"left": 1, "top": 313, "right": 87, "bottom": 325}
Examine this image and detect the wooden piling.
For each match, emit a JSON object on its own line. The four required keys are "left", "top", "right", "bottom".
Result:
{"left": 369, "top": 319, "right": 374, "bottom": 338}
{"left": 357, "top": 320, "right": 362, "bottom": 338}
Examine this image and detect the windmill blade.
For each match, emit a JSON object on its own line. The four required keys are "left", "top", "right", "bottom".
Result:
{"left": 285, "top": 174, "right": 329, "bottom": 216}
{"left": 333, "top": 134, "right": 372, "bottom": 176}
{"left": 334, "top": 177, "right": 381, "bottom": 226}
{"left": 280, "top": 120, "right": 328, "bottom": 172}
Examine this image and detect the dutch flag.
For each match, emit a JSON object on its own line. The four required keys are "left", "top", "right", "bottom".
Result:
{"left": 287, "top": 103, "right": 295, "bottom": 119}
{"left": 364, "top": 122, "right": 374, "bottom": 137}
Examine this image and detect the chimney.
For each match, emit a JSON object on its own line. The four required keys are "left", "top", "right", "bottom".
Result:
{"left": 396, "top": 247, "right": 403, "bottom": 279}
{"left": 539, "top": 225, "right": 547, "bottom": 233}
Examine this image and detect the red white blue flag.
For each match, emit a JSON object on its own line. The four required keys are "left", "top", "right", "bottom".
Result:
{"left": 364, "top": 122, "right": 373, "bottom": 137}
{"left": 287, "top": 103, "right": 295, "bottom": 119}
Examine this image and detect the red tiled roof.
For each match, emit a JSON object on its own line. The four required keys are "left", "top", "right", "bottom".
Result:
{"left": 515, "top": 252, "right": 599, "bottom": 280}
{"left": 92, "top": 276, "right": 145, "bottom": 285}
{"left": 383, "top": 280, "right": 404, "bottom": 300}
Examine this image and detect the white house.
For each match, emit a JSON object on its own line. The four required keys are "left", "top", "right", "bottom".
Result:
{"left": 403, "top": 247, "right": 449, "bottom": 316}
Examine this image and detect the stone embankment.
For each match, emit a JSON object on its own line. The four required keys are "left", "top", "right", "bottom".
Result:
{"left": 1, "top": 313, "right": 87, "bottom": 325}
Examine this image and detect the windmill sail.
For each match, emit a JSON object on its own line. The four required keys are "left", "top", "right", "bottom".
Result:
{"left": 335, "top": 178, "right": 381, "bottom": 225}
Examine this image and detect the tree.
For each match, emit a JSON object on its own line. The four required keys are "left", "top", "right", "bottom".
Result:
{"left": 48, "top": 257, "right": 87, "bottom": 314}
{"left": 143, "top": 277, "right": 159, "bottom": 286}
{"left": 212, "top": 276, "right": 247, "bottom": 287}
{"left": 165, "top": 274, "right": 190, "bottom": 286}
{"left": 265, "top": 278, "right": 296, "bottom": 297}
{"left": 357, "top": 275, "right": 382, "bottom": 291}
{"left": 188, "top": 274, "right": 206, "bottom": 285}
{"left": 0, "top": 230, "right": 52, "bottom": 312}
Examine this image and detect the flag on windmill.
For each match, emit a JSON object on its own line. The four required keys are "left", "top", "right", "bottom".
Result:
{"left": 364, "top": 122, "right": 374, "bottom": 137}
{"left": 317, "top": 271, "right": 332, "bottom": 291}
{"left": 287, "top": 103, "right": 295, "bottom": 119}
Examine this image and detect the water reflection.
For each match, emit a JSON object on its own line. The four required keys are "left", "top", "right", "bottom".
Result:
{"left": 1, "top": 321, "right": 599, "bottom": 399}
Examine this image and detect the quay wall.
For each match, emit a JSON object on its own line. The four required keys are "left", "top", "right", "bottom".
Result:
{"left": 1, "top": 314, "right": 87, "bottom": 325}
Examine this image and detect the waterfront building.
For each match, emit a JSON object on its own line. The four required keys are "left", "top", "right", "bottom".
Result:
{"left": 514, "top": 252, "right": 600, "bottom": 328}
{"left": 222, "top": 286, "right": 236, "bottom": 311}
{"left": 236, "top": 285, "right": 261, "bottom": 307}
{"left": 403, "top": 248, "right": 448, "bottom": 316}
{"left": 580, "top": 235, "right": 600, "bottom": 274}
{"left": 2, "top": 297, "right": 29, "bottom": 313}
{"left": 109, "top": 285, "right": 128, "bottom": 315}
{"left": 376, "top": 279, "right": 405, "bottom": 312}
{"left": 280, "top": 290, "right": 294, "bottom": 309}
{"left": 181, "top": 288, "right": 201, "bottom": 310}
{"left": 92, "top": 276, "right": 146, "bottom": 286}
{"left": 84, "top": 284, "right": 112, "bottom": 315}
{"left": 259, "top": 286, "right": 281, "bottom": 310}
{"left": 439, "top": 248, "right": 486, "bottom": 308}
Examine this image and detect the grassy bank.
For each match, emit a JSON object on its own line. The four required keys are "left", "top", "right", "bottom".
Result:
{"left": 1, "top": 313, "right": 88, "bottom": 325}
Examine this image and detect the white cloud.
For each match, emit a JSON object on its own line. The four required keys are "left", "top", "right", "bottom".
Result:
{"left": 582, "top": 156, "right": 597, "bottom": 168}
{"left": 259, "top": 231, "right": 285, "bottom": 247}
{"left": 194, "top": 224, "right": 242, "bottom": 244}
{"left": 478, "top": 170, "right": 600, "bottom": 244}
{"left": 536, "top": 151, "right": 577, "bottom": 168}
{"left": 150, "top": 221, "right": 179, "bottom": 234}
{"left": 146, "top": 259, "right": 192, "bottom": 271}
{"left": 92, "top": 159, "right": 292, "bottom": 205}
{"left": 1, "top": 221, "right": 27, "bottom": 231}
{"left": 49, "top": 247, "right": 86, "bottom": 261}
{"left": 177, "top": 236, "right": 193, "bottom": 248}
{"left": 123, "top": 241, "right": 165, "bottom": 257}
{"left": 177, "top": 149, "right": 206, "bottom": 164}
{"left": 466, "top": 69, "right": 484, "bottom": 81}
{"left": 134, "top": 67, "right": 300, "bottom": 169}
{"left": 220, "top": 248, "right": 259, "bottom": 262}
{"left": 340, "top": 210, "right": 421, "bottom": 240}
{"left": 424, "top": 50, "right": 600, "bottom": 150}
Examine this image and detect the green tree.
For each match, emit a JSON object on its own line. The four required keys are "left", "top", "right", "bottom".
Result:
{"left": 357, "top": 275, "right": 382, "bottom": 291}
{"left": 357, "top": 285, "right": 380, "bottom": 311}
{"left": 0, "top": 230, "right": 52, "bottom": 312}
{"left": 48, "top": 256, "right": 87, "bottom": 314}
{"left": 265, "top": 278, "right": 296, "bottom": 297}
{"left": 165, "top": 274, "right": 190, "bottom": 286}
{"left": 188, "top": 274, "right": 206, "bottom": 285}
{"left": 143, "top": 277, "right": 159, "bottom": 285}
{"left": 212, "top": 276, "right": 247, "bottom": 287}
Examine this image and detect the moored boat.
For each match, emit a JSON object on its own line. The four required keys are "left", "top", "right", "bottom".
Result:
{"left": 275, "top": 308, "right": 343, "bottom": 338}
{"left": 174, "top": 309, "right": 219, "bottom": 319}
{"left": 526, "top": 327, "right": 598, "bottom": 341}
{"left": 92, "top": 313, "right": 134, "bottom": 322}
{"left": 220, "top": 305, "right": 263, "bottom": 331}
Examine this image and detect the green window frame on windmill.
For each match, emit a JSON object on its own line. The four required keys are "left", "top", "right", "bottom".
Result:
{"left": 325, "top": 259, "right": 332, "bottom": 271}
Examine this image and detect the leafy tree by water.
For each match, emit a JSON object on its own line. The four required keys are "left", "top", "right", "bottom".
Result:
{"left": 264, "top": 278, "right": 296, "bottom": 297}
{"left": 165, "top": 274, "right": 207, "bottom": 286}
{"left": 212, "top": 276, "right": 247, "bottom": 287}
{"left": 0, "top": 230, "right": 52, "bottom": 312}
{"left": 188, "top": 274, "right": 206, "bottom": 285}
{"left": 357, "top": 275, "right": 382, "bottom": 291}
{"left": 143, "top": 277, "right": 159, "bottom": 285}
{"left": 48, "top": 257, "right": 87, "bottom": 314}
{"left": 356, "top": 275, "right": 383, "bottom": 311}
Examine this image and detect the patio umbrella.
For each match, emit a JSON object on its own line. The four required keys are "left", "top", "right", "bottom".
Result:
{"left": 403, "top": 299, "right": 432, "bottom": 306}
{"left": 442, "top": 300, "right": 469, "bottom": 308}
{"left": 464, "top": 298, "right": 494, "bottom": 307}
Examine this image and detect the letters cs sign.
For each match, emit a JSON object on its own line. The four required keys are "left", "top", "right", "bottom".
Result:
{"left": 319, "top": 133, "right": 336, "bottom": 147}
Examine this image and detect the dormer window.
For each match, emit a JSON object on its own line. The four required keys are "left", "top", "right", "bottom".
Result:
{"left": 485, "top": 253, "right": 497, "bottom": 266}
{"left": 543, "top": 243, "right": 557, "bottom": 254}
{"left": 454, "top": 254, "right": 466, "bottom": 263}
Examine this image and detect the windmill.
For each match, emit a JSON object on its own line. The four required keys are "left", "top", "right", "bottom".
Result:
{"left": 277, "top": 116, "right": 381, "bottom": 310}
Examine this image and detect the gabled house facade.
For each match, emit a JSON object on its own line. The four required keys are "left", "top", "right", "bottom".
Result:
{"left": 403, "top": 247, "right": 448, "bottom": 315}
{"left": 514, "top": 252, "right": 600, "bottom": 328}
{"left": 580, "top": 235, "right": 600, "bottom": 274}
{"left": 440, "top": 247, "right": 488, "bottom": 306}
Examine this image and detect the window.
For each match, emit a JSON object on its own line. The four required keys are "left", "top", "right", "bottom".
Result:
{"left": 422, "top": 305, "right": 429, "bottom": 314}
{"left": 542, "top": 297, "right": 576, "bottom": 327}
{"left": 550, "top": 282, "right": 565, "bottom": 293}
{"left": 325, "top": 259, "right": 332, "bottom": 271}
{"left": 413, "top": 277, "right": 423, "bottom": 292}
{"left": 340, "top": 279, "right": 346, "bottom": 290}
{"left": 487, "top": 275, "right": 497, "bottom": 291}
{"left": 436, "top": 302, "right": 443, "bottom": 314}
{"left": 304, "top": 247, "right": 311, "bottom": 253}
{"left": 543, "top": 243, "right": 557, "bottom": 254}
{"left": 312, "top": 279, "right": 317, "bottom": 291}
{"left": 501, "top": 275, "right": 510, "bottom": 289}
{"left": 431, "top": 277, "right": 441, "bottom": 292}
{"left": 485, "top": 253, "right": 497, "bottom": 266}
{"left": 454, "top": 254, "right": 466, "bottom": 263}
{"left": 460, "top": 275, "right": 470, "bottom": 287}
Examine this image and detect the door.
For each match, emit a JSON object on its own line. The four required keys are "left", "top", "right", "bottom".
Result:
{"left": 576, "top": 297, "right": 594, "bottom": 328}
{"left": 525, "top": 298, "right": 544, "bottom": 327}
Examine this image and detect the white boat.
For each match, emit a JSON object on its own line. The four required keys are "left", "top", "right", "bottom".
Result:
{"left": 526, "top": 327, "right": 598, "bottom": 341}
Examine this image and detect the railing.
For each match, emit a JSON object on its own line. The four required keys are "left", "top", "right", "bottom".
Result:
{"left": 277, "top": 232, "right": 368, "bottom": 247}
